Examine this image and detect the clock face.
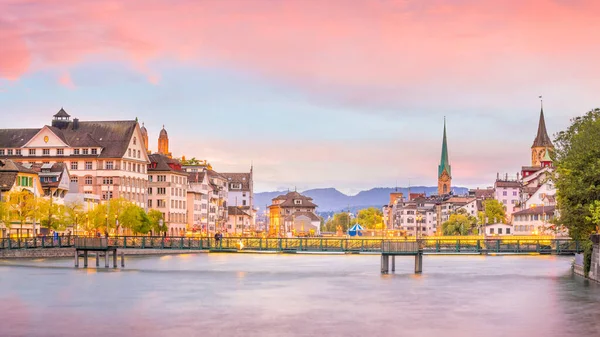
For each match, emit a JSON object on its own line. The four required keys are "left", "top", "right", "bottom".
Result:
{"left": 44, "top": 136, "right": 49, "bottom": 143}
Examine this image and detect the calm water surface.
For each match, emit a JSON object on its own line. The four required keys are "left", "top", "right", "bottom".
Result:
{"left": 1, "top": 253, "right": 599, "bottom": 337}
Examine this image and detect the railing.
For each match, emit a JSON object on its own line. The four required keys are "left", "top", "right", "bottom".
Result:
{"left": 74, "top": 237, "right": 108, "bottom": 249}
{"left": 0, "top": 236, "right": 583, "bottom": 254}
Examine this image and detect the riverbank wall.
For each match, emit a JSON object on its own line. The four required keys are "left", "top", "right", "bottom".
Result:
{"left": 573, "top": 235, "right": 600, "bottom": 282}
{"left": 0, "top": 248, "right": 206, "bottom": 259}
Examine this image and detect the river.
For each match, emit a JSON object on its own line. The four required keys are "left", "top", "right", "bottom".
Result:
{"left": 1, "top": 253, "right": 599, "bottom": 337}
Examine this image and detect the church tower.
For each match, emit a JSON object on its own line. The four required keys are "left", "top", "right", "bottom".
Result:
{"left": 531, "top": 100, "right": 553, "bottom": 167}
{"left": 140, "top": 122, "right": 149, "bottom": 154}
{"left": 158, "top": 125, "right": 172, "bottom": 158}
{"left": 438, "top": 118, "right": 452, "bottom": 195}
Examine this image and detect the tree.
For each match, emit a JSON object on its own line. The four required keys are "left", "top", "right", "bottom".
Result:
{"left": 0, "top": 199, "right": 9, "bottom": 231}
{"left": 442, "top": 211, "right": 478, "bottom": 236}
{"left": 120, "top": 204, "right": 151, "bottom": 235}
{"left": 109, "top": 198, "right": 131, "bottom": 234}
{"left": 323, "top": 212, "right": 355, "bottom": 232}
{"left": 6, "top": 190, "right": 37, "bottom": 237}
{"left": 37, "top": 198, "right": 68, "bottom": 232}
{"left": 87, "top": 203, "right": 108, "bottom": 234}
{"left": 64, "top": 201, "right": 86, "bottom": 234}
{"left": 356, "top": 207, "right": 384, "bottom": 229}
{"left": 482, "top": 199, "right": 507, "bottom": 224}
{"left": 148, "top": 209, "right": 167, "bottom": 235}
{"left": 553, "top": 108, "right": 600, "bottom": 241}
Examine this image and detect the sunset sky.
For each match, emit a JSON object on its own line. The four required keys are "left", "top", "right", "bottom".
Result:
{"left": 2, "top": 0, "right": 600, "bottom": 194}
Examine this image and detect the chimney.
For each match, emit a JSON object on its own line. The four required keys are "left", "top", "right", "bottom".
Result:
{"left": 72, "top": 118, "right": 79, "bottom": 130}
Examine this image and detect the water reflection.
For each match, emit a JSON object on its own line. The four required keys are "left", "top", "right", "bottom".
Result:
{"left": 1, "top": 254, "right": 599, "bottom": 337}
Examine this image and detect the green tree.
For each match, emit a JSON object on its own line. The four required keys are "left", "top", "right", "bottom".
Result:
{"left": 120, "top": 204, "right": 151, "bottom": 234}
{"left": 324, "top": 212, "right": 355, "bottom": 232}
{"left": 64, "top": 201, "right": 86, "bottom": 234}
{"left": 442, "top": 211, "right": 478, "bottom": 236}
{"left": 109, "top": 198, "right": 131, "bottom": 234}
{"left": 482, "top": 199, "right": 507, "bottom": 224}
{"left": 87, "top": 203, "right": 108, "bottom": 234}
{"left": 37, "top": 198, "right": 68, "bottom": 232}
{"left": 6, "top": 190, "right": 37, "bottom": 237}
{"left": 553, "top": 108, "right": 600, "bottom": 241}
{"left": 356, "top": 207, "right": 384, "bottom": 229}
{"left": 0, "top": 199, "right": 9, "bottom": 231}
{"left": 148, "top": 209, "right": 167, "bottom": 235}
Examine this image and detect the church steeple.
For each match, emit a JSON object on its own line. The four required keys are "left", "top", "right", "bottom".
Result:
{"left": 158, "top": 125, "right": 172, "bottom": 158}
{"left": 531, "top": 98, "right": 554, "bottom": 166}
{"left": 438, "top": 118, "right": 452, "bottom": 195}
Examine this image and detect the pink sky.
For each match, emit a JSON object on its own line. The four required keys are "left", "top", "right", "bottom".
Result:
{"left": 2, "top": 0, "right": 600, "bottom": 193}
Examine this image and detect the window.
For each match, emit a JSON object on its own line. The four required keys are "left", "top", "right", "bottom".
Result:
{"left": 14, "top": 149, "right": 20, "bottom": 155}
{"left": 103, "top": 177, "right": 114, "bottom": 185}
{"left": 502, "top": 191, "right": 507, "bottom": 196}
{"left": 82, "top": 148, "right": 89, "bottom": 155}
{"left": 506, "top": 228, "right": 511, "bottom": 234}
{"left": 490, "top": 228, "right": 495, "bottom": 234}
{"left": 29, "top": 149, "right": 36, "bottom": 155}
{"left": 148, "top": 199, "right": 152, "bottom": 207}
{"left": 71, "top": 162, "right": 78, "bottom": 170}
{"left": 149, "top": 175, "right": 153, "bottom": 182}
{"left": 106, "top": 161, "right": 114, "bottom": 170}
{"left": 157, "top": 200, "right": 166, "bottom": 208}
{"left": 230, "top": 183, "right": 242, "bottom": 189}
{"left": 157, "top": 188, "right": 166, "bottom": 195}
{"left": 128, "top": 149, "right": 131, "bottom": 157}
{"left": 513, "top": 191, "right": 517, "bottom": 196}
{"left": 43, "top": 149, "right": 50, "bottom": 155}
{"left": 85, "top": 176, "right": 93, "bottom": 185}
{"left": 243, "top": 200, "right": 247, "bottom": 206}
{"left": 74, "top": 149, "right": 80, "bottom": 155}
{"left": 71, "top": 176, "right": 78, "bottom": 183}
{"left": 502, "top": 199, "right": 507, "bottom": 204}
{"left": 85, "top": 162, "right": 92, "bottom": 170}
{"left": 157, "top": 175, "right": 166, "bottom": 182}
{"left": 57, "top": 149, "right": 64, "bottom": 155}
{"left": 91, "top": 149, "right": 97, "bottom": 155}
{"left": 294, "top": 199, "right": 302, "bottom": 205}
{"left": 148, "top": 188, "right": 152, "bottom": 195}
{"left": 133, "top": 137, "right": 137, "bottom": 145}
{"left": 137, "top": 150, "right": 141, "bottom": 158}
{"left": 498, "top": 228, "right": 503, "bottom": 234}
{"left": 6, "top": 149, "right": 12, "bottom": 155}
{"left": 0, "top": 150, "right": 4, "bottom": 155}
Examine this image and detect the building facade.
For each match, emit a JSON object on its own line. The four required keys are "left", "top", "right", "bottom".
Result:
{"left": 0, "top": 109, "right": 150, "bottom": 207}
{"left": 268, "top": 191, "right": 319, "bottom": 237}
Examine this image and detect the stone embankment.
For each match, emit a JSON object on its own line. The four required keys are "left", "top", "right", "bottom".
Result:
{"left": 573, "top": 234, "right": 600, "bottom": 282}
{"left": 0, "top": 248, "right": 206, "bottom": 259}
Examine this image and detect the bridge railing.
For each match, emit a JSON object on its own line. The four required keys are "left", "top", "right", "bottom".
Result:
{"left": 382, "top": 241, "right": 419, "bottom": 254}
{"left": 0, "top": 236, "right": 584, "bottom": 254}
{"left": 74, "top": 237, "right": 108, "bottom": 249}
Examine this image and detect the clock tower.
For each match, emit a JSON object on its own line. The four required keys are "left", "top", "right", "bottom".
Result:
{"left": 438, "top": 118, "right": 452, "bottom": 195}
{"left": 531, "top": 100, "right": 553, "bottom": 166}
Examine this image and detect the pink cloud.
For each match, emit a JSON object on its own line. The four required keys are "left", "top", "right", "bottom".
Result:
{"left": 2, "top": 0, "right": 600, "bottom": 98}
{"left": 58, "top": 71, "right": 75, "bottom": 88}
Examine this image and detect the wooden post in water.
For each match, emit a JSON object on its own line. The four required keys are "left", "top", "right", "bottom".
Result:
{"left": 391, "top": 255, "right": 396, "bottom": 272}
{"left": 74, "top": 251, "right": 79, "bottom": 268}
{"left": 112, "top": 250, "right": 117, "bottom": 269}
{"left": 120, "top": 251, "right": 125, "bottom": 267}
{"left": 381, "top": 255, "right": 389, "bottom": 274}
{"left": 414, "top": 253, "right": 422, "bottom": 274}
{"left": 96, "top": 253, "right": 99, "bottom": 267}
{"left": 83, "top": 251, "right": 88, "bottom": 268}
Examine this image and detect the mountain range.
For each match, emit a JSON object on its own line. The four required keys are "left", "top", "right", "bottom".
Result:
{"left": 255, "top": 186, "right": 469, "bottom": 213}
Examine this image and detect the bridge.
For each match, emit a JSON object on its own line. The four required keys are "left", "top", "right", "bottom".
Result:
{"left": 0, "top": 236, "right": 582, "bottom": 274}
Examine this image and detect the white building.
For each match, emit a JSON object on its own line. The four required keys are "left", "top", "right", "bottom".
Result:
{"left": 494, "top": 179, "right": 521, "bottom": 220}
{"left": 0, "top": 109, "right": 150, "bottom": 207}
{"left": 485, "top": 223, "right": 513, "bottom": 236}
{"left": 221, "top": 168, "right": 255, "bottom": 229}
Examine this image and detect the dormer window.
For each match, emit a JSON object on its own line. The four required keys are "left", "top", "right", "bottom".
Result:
{"left": 294, "top": 199, "right": 302, "bottom": 205}
{"left": 230, "top": 183, "right": 242, "bottom": 190}
{"left": 74, "top": 149, "right": 80, "bottom": 155}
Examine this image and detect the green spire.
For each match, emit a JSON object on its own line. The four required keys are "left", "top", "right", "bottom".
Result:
{"left": 438, "top": 117, "right": 451, "bottom": 177}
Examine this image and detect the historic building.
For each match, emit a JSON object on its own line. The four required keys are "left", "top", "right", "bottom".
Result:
{"left": 268, "top": 191, "right": 320, "bottom": 236}
{"left": 494, "top": 177, "right": 521, "bottom": 220}
{"left": 157, "top": 126, "right": 172, "bottom": 158}
{"left": 530, "top": 103, "right": 554, "bottom": 167}
{"left": 28, "top": 162, "right": 70, "bottom": 204}
{"left": 0, "top": 159, "right": 43, "bottom": 237}
{"left": 221, "top": 167, "right": 255, "bottom": 230}
{"left": 147, "top": 153, "right": 188, "bottom": 236}
{"left": 187, "top": 170, "right": 210, "bottom": 232}
{"left": 0, "top": 109, "right": 150, "bottom": 207}
{"left": 438, "top": 119, "right": 452, "bottom": 196}
{"left": 227, "top": 206, "right": 252, "bottom": 234}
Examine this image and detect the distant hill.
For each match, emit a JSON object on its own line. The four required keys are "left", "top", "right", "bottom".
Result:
{"left": 255, "top": 186, "right": 469, "bottom": 212}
